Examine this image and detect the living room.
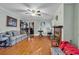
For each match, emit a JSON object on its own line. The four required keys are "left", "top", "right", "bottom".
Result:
{"left": 0, "top": 3, "right": 55, "bottom": 55}
{"left": 0, "top": 3, "right": 79, "bottom": 55}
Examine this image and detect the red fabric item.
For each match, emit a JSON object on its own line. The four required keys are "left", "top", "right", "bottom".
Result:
{"left": 71, "top": 50, "right": 79, "bottom": 55}
{"left": 59, "top": 41, "right": 69, "bottom": 50}
{"left": 64, "top": 49, "right": 79, "bottom": 55}
{"left": 63, "top": 44, "right": 75, "bottom": 50}
{"left": 59, "top": 41, "right": 79, "bottom": 55}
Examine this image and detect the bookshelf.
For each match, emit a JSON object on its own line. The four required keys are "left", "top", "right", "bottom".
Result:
{"left": 52, "top": 26, "right": 63, "bottom": 47}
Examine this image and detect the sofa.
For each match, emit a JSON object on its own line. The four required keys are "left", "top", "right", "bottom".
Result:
{"left": 6, "top": 30, "right": 27, "bottom": 46}
{"left": 0, "top": 33, "right": 9, "bottom": 47}
{"left": 59, "top": 41, "right": 79, "bottom": 55}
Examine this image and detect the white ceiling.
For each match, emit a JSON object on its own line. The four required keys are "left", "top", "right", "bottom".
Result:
{"left": 0, "top": 3, "right": 61, "bottom": 21}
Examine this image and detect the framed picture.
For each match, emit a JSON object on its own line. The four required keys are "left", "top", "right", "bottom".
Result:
{"left": 7, "top": 16, "right": 17, "bottom": 27}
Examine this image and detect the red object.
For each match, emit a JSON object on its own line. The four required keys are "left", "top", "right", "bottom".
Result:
{"left": 59, "top": 41, "right": 79, "bottom": 55}
{"left": 64, "top": 49, "right": 79, "bottom": 55}
{"left": 52, "top": 40, "right": 57, "bottom": 46}
{"left": 59, "top": 41, "right": 69, "bottom": 50}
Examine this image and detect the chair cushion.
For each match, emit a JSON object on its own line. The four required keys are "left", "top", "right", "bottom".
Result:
{"left": 6, "top": 31, "right": 13, "bottom": 36}
{"left": 10, "top": 36, "right": 17, "bottom": 40}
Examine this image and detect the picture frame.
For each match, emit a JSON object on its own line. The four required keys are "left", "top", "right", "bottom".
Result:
{"left": 7, "top": 16, "right": 17, "bottom": 27}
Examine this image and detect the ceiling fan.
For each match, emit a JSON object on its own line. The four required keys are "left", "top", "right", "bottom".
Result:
{"left": 25, "top": 9, "right": 41, "bottom": 16}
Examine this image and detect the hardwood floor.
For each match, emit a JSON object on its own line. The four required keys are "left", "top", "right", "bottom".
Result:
{"left": 0, "top": 36, "right": 51, "bottom": 55}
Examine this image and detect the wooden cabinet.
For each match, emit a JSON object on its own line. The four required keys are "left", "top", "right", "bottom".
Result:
{"left": 20, "top": 20, "right": 28, "bottom": 34}
{"left": 52, "top": 26, "right": 63, "bottom": 47}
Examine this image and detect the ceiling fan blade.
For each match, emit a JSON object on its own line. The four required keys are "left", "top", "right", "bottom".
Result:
{"left": 36, "top": 14, "right": 41, "bottom": 16}
{"left": 25, "top": 12, "right": 31, "bottom": 14}
{"left": 40, "top": 11, "right": 51, "bottom": 16}
{"left": 25, "top": 13, "right": 29, "bottom": 14}
{"left": 27, "top": 9, "right": 32, "bottom": 12}
{"left": 25, "top": 9, "right": 33, "bottom": 14}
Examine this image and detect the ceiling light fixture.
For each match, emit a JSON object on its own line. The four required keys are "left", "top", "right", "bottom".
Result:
{"left": 31, "top": 13, "right": 36, "bottom": 16}
{"left": 25, "top": 9, "right": 41, "bottom": 16}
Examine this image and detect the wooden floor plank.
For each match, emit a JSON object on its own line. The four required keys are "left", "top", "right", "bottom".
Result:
{"left": 0, "top": 36, "right": 51, "bottom": 55}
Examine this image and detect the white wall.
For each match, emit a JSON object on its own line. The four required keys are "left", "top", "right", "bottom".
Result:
{"left": 63, "top": 4, "right": 79, "bottom": 48}
{"left": 63, "top": 4, "right": 74, "bottom": 42}
{"left": 51, "top": 4, "right": 64, "bottom": 39}
{"left": 75, "top": 4, "right": 79, "bottom": 48}
{"left": 72, "top": 4, "right": 79, "bottom": 48}
{"left": 54, "top": 4, "right": 64, "bottom": 26}
{"left": 0, "top": 6, "right": 20, "bottom": 33}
